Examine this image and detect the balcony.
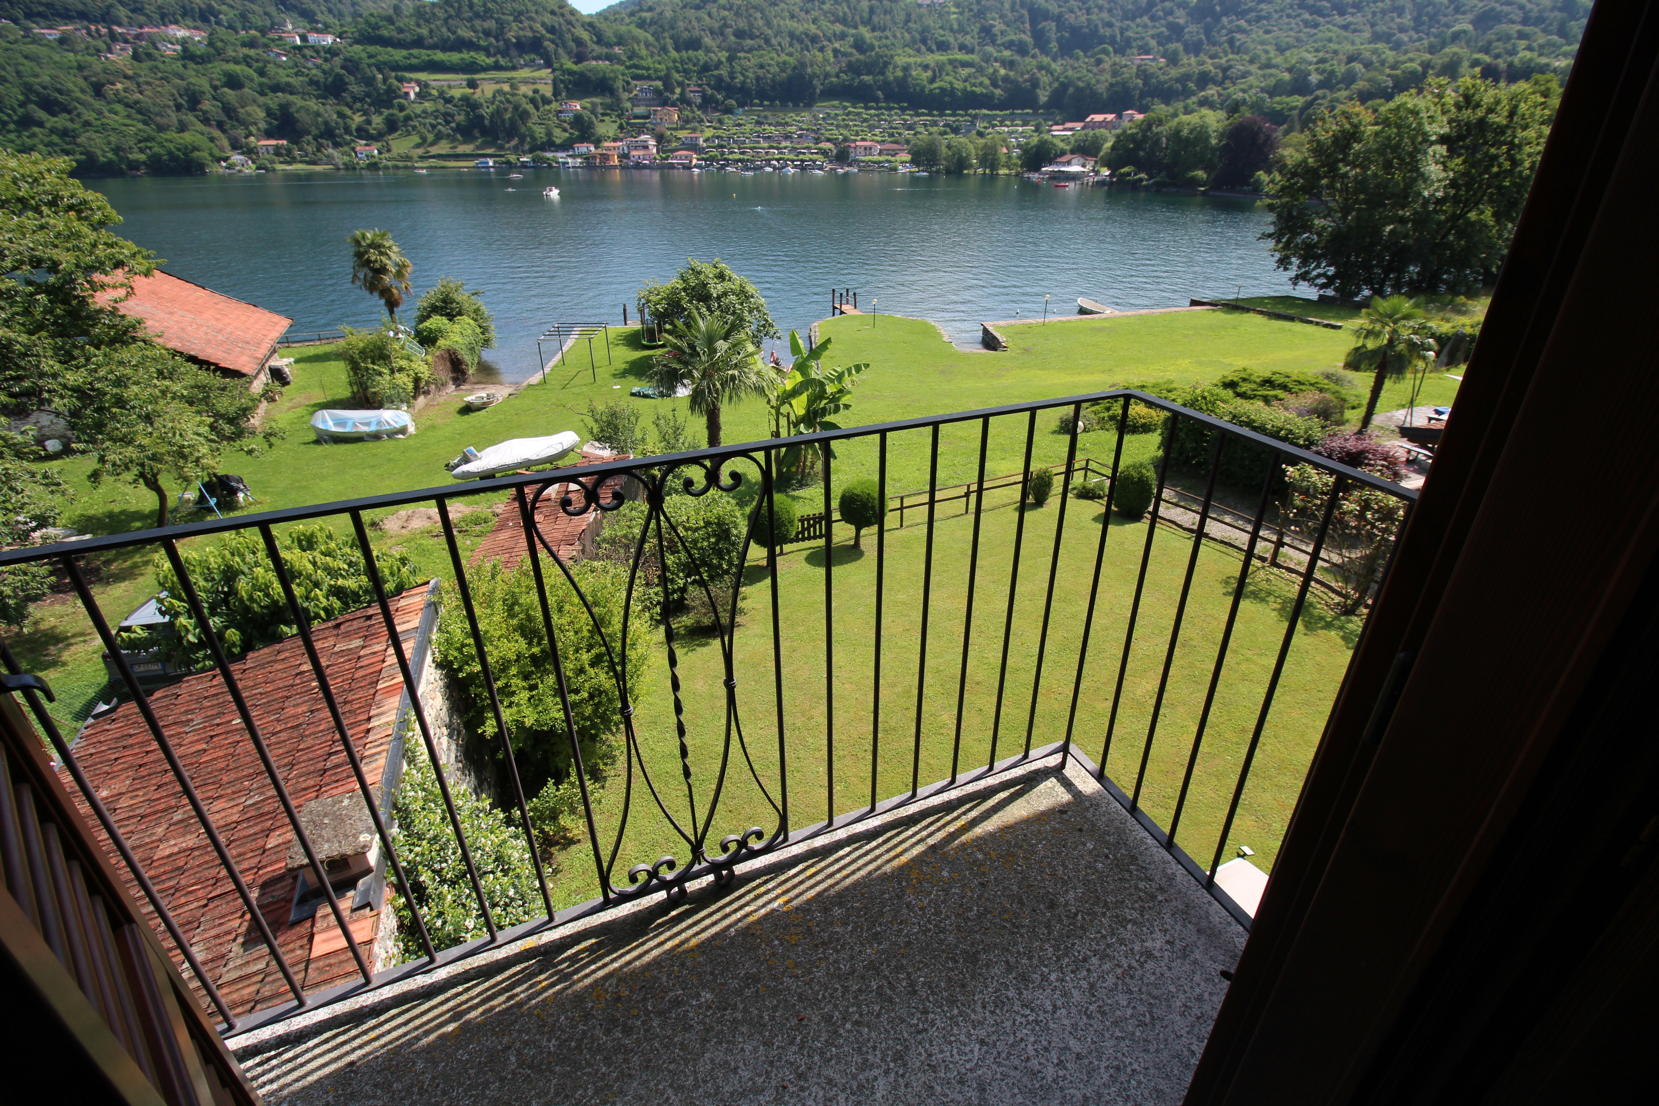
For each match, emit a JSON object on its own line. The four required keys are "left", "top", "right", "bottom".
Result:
{"left": 0, "top": 391, "right": 1413, "bottom": 1103}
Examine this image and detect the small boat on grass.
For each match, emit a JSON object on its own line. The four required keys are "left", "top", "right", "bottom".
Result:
{"left": 464, "top": 391, "right": 504, "bottom": 410}
{"left": 448, "top": 431, "right": 580, "bottom": 479}
{"left": 310, "top": 409, "right": 414, "bottom": 443}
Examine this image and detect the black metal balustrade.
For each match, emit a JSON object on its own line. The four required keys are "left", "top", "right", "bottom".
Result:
{"left": 0, "top": 391, "right": 1415, "bottom": 1036}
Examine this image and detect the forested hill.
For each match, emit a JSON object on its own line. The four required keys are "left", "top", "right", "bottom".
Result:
{"left": 596, "top": 0, "right": 1589, "bottom": 111}
{"left": 0, "top": 1, "right": 390, "bottom": 29}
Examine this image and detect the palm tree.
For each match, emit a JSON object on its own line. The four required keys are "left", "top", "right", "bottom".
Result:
{"left": 651, "top": 307, "right": 769, "bottom": 448}
{"left": 1346, "top": 295, "right": 1439, "bottom": 431}
{"left": 348, "top": 229, "right": 413, "bottom": 325}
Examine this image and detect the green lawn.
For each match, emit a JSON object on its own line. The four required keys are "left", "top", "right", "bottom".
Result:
{"left": 539, "top": 468, "right": 1358, "bottom": 909}
{"left": 11, "top": 306, "right": 1433, "bottom": 888}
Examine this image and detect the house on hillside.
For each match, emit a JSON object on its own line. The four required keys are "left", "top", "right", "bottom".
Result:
{"left": 255, "top": 138, "right": 289, "bottom": 155}
{"left": 97, "top": 270, "right": 292, "bottom": 392}
{"left": 557, "top": 101, "right": 582, "bottom": 119}
{"left": 1082, "top": 113, "right": 1120, "bottom": 130}
{"left": 353, "top": 145, "right": 379, "bottom": 160}
{"left": 847, "top": 140, "right": 881, "bottom": 159}
{"left": 65, "top": 587, "right": 438, "bottom": 1017}
{"left": 399, "top": 82, "right": 420, "bottom": 101}
{"left": 631, "top": 83, "right": 663, "bottom": 107}
{"left": 666, "top": 150, "right": 698, "bottom": 169}
{"left": 650, "top": 106, "right": 680, "bottom": 125}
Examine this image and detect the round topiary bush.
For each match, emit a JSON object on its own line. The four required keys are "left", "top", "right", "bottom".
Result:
{"left": 1113, "top": 460, "right": 1159, "bottom": 520}
{"left": 837, "top": 479, "right": 885, "bottom": 548}
{"left": 1025, "top": 468, "right": 1054, "bottom": 507}
{"left": 1074, "top": 478, "right": 1108, "bottom": 501}
{"left": 1122, "top": 400, "right": 1167, "bottom": 435}
{"left": 750, "top": 494, "right": 799, "bottom": 547}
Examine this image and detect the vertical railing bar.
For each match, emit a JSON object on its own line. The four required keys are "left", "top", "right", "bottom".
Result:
{"left": 1064, "top": 396, "right": 1132, "bottom": 763}
{"left": 60, "top": 555, "right": 310, "bottom": 1006}
{"left": 870, "top": 432, "right": 888, "bottom": 811}
{"left": 254, "top": 524, "right": 437, "bottom": 964}
{"left": 1100, "top": 424, "right": 1179, "bottom": 783}
{"left": 39, "top": 824, "right": 107, "bottom": 1023}
{"left": 512, "top": 487, "right": 609, "bottom": 903}
{"left": 0, "top": 642, "right": 241, "bottom": 1029}
{"left": 765, "top": 450, "right": 790, "bottom": 836}
{"left": 1130, "top": 432, "right": 1226, "bottom": 809}
{"left": 436, "top": 500, "right": 556, "bottom": 919}
{"left": 988, "top": 409, "right": 1039, "bottom": 768}
{"left": 347, "top": 510, "right": 498, "bottom": 936}
{"left": 159, "top": 539, "right": 373, "bottom": 985}
{"left": 1022, "top": 401, "right": 1084, "bottom": 756}
{"left": 910, "top": 424, "right": 941, "bottom": 797}
{"left": 1168, "top": 463, "right": 1277, "bottom": 847}
{"left": 821, "top": 440, "right": 836, "bottom": 825}
{"left": 1206, "top": 478, "right": 1346, "bottom": 885}
{"left": 950, "top": 418, "right": 992, "bottom": 784}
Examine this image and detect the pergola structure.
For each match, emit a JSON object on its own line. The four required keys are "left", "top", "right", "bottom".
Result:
{"left": 534, "top": 322, "right": 613, "bottom": 384}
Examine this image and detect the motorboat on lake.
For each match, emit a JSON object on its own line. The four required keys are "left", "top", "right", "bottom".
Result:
{"left": 543, "top": 185, "right": 560, "bottom": 197}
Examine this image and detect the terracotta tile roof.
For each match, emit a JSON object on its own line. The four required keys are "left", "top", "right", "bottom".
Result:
{"left": 64, "top": 586, "right": 433, "bottom": 1019}
{"left": 470, "top": 450, "right": 632, "bottom": 571}
{"left": 98, "top": 269, "right": 292, "bottom": 379}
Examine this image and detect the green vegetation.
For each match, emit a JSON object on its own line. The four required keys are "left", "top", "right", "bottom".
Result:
{"left": 838, "top": 479, "right": 884, "bottom": 547}
{"left": 0, "top": 2, "right": 1585, "bottom": 175}
{"left": 348, "top": 227, "right": 413, "bottom": 323}
{"left": 432, "top": 558, "right": 644, "bottom": 792}
{"left": 390, "top": 742, "right": 542, "bottom": 961}
{"left": 1024, "top": 467, "right": 1054, "bottom": 507}
{"left": 0, "top": 428, "right": 65, "bottom": 627}
{"left": 1344, "top": 296, "right": 1443, "bottom": 430}
{"left": 1266, "top": 77, "right": 1558, "bottom": 299}
{"left": 339, "top": 325, "right": 432, "bottom": 408}
{"left": 1112, "top": 461, "right": 1158, "bottom": 520}
{"left": 140, "top": 523, "right": 421, "bottom": 667}
{"left": 651, "top": 303, "right": 771, "bottom": 448}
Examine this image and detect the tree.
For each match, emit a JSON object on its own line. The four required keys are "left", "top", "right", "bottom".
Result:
{"left": 0, "top": 151, "right": 155, "bottom": 419}
{"left": 1345, "top": 296, "right": 1440, "bottom": 431}
{"left": 908, "top": 134, "right": 944, "bottom": 170}
{"left": 1021, "top": 135, "right": 1063, "bottom": 172}
{"left": 339, "top": 325, "right": 433, "bottom": 408}
{"left": 941, "top": 137, "right": 976, "bottom": 175}
{"left": 0, "top": 429, "right": 67, "bottom": 629}
{"left": 637, "top": 258, "right": 778, "bottom": 350}
{"left": 1264, "top": 78, "right": 1556, "bottom": 299}
{"left": 976, "top": 137, "right": 1004, "bottom": 173}
{"left": 838, "top": 479, "right": 885, "bottom": 549}
{"left": 1213, "top": 115, "right": 1279, "bottom": 189}
{"left": 433, "top": 559, "right": 643, "bottom": 794}
{"left": 650, "top": 306, "right": 770, "bottom": 449}
{"left": 415, "top": 277, "right": 496, "bottom": 348}
{"left": 768, "top": 330, "right": 867, "bottom": 486}
{"left": 348, "top": 228, "right": 414, "bottom": 324}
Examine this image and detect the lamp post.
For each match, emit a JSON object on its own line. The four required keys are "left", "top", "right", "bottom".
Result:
{"left": 871, "top": 297, "right": 878, "bottom": 328}
{"left": 1043, "top": 293, "right": 1051, "bottom": 324}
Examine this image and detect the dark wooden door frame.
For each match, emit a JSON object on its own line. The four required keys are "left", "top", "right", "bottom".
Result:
{"left": 1188, "top": 2, "right": 1659, "bottom": 1101}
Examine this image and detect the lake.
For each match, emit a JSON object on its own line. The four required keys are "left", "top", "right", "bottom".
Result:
{"left": 91, "top": 169, "right": 1297, "bottom": 384}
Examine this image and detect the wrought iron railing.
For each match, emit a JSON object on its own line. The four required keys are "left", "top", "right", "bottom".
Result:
{"left": 0, "top": 391, "right": 1415, "bottom": 1035}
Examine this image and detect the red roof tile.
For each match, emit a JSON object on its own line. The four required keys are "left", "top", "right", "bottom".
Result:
{"left": 98, "top": 269, "right": 292, "bottom": 379}
{"left": 64, "top": 586, "right": 433, "bottom": 1019}
{"left": 470, "top": 450, "right": 632, "bottom": 571}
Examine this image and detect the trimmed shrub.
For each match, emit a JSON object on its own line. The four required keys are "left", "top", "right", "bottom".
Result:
{"left": 750, "top": 494, "right": 799, "bottom": 547}
{"left": 1216, "top": 367, "right": 1350, "bottom": 406}
{"left": 1163, "top": 385, "right": 1325, "bottom": 491}
{"left": 340, "top": 326, "right": 432, "bottom": 409}
{"left": 1123, "top": 400, "right": 1167, "bottom": 434}
{"left": 1025, "top": 468, "right": 1054, "bottom": 506}
{"left": 1113, "top": 461, "right": 1159, "bottom": 519}
{"left": 838, "top": 479, "right": 885, "bottom": 548}
{"left": 1313, "top": 430, "right": 1408, "bottom": 479}
{"left": 1074, "top": 478, "right": 1108, "bottom": 501}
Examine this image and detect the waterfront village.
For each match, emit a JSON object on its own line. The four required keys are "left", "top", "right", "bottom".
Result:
{"left": 19, "top": 19, "right": 1137, "bottom": 179}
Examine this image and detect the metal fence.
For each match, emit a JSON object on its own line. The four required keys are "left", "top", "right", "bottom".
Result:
{"left": 0, "top": 391, "right": 1415, "bottom": 1035}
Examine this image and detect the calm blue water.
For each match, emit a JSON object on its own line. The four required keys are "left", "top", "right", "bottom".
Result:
{"left": 91, "top": 169, "right": 1295, "bottom": 383}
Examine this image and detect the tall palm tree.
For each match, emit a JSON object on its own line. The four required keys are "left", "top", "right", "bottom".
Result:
{"left": 651, "top": 307, "right": 769, "bottom": 448}
{"left": 348, "top": 229, "right": 413, "bottom": 325}
{"left": 1346, "top": 295, "right": 1439, "bottom": 431}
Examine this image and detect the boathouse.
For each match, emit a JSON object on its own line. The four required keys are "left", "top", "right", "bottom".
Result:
{"left": 99, "top": 269, "right": 292, "bottom": 391}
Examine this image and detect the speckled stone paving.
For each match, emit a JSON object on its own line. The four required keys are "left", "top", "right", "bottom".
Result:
{"left": 233, "top": 758, "right": 1244, "bottom": 1106}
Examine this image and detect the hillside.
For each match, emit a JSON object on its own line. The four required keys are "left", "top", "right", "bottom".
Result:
{"left": 597, "top": 0, "right": 1589, "bottom": 111}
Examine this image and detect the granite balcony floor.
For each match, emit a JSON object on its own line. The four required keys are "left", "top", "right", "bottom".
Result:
{"left": 231, "top": 757, "right": 1246, "bottom": 1106}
